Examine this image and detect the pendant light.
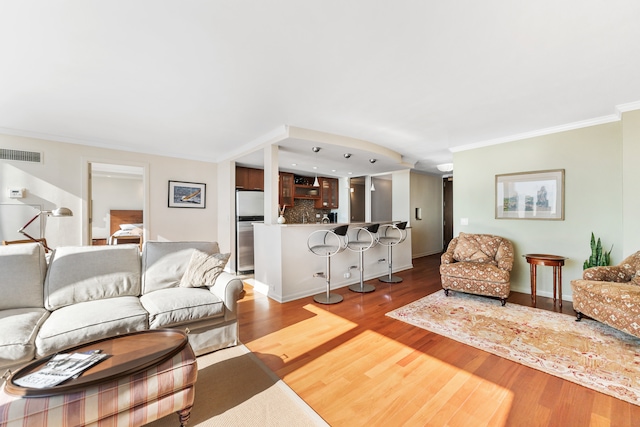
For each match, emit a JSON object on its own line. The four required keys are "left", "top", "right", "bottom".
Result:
{"left": 312, "top": 146, "right": 321, "bottom": 186}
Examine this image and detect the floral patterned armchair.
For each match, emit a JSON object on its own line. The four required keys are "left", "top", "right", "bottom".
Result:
{"left": 440, "top": 232, "right": 515, "bottom": 305}
{"left": 571, "top": 251, "right": 640, "bottom": 338}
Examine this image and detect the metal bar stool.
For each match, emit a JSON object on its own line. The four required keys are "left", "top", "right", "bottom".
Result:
{"left": 307, "top": 224, "right": 349, "bottom": 304}
{"left": 378, "top": 221, "right": 408, "bottom": 283}
{"left": 347, "top": 224, "right": 380, "bottom": 293}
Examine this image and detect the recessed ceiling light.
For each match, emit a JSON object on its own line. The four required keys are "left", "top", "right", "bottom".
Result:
{"left": 331, "top": 169, "right": 336, "bottom": 172}
{"left": 343, "top": 153, "right": 352, "bottom": 158}
{"left": 347, "top": 172, "right": 353, "bottom": 175}
{"left": 369, "top": 158, "right": 377, "bottom": 164}
{"left": 291, "top": 163, "right": 297, "bottom": 166}
{"left": 313, "top": 166, "right": 318, "bottom": 170}
{"left": 312, "top": 146, "right": 321, "bottom": 153}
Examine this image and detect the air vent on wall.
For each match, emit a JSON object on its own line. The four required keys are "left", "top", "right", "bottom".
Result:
{"left": 0, "top": 149, "right": 42, "bottom": 163}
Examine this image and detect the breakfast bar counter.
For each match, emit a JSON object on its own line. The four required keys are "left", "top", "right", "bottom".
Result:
{"left": 253, "top": 222, "right": 412, "bottom": 302}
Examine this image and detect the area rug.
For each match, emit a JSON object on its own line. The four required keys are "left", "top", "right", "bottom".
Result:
{"left": 386, "top": 290, "right": 640, "bottom": 406}
{"left": 146, "top": 344, "right": 328, "bottom": 427}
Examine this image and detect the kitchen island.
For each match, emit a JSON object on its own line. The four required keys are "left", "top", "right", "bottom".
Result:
{"left": 253, "top": 222, "right": 412, "bottom": 302}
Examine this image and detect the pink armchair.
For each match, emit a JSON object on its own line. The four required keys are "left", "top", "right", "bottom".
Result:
{"left": 440, "top": 232, "right": 515, "bottom": 305}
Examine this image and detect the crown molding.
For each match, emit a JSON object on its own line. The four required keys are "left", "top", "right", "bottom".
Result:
{"left": 452, "top": 100, "right": 640, "bottom": 153}
{"left": 616, "top": 100, "right": 640, "bottom": 115}
{"left": 0, "top": 126, "right": 219, "bottom": 163}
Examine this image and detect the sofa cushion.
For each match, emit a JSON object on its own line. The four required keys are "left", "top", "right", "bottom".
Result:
{"left": 0, "top": 243, "right": 47, "bottom": 310}
{"left": 453, "top": 233, "right": 501, "bottom": 264}
{"left": 35, "top": 296, "right": 148, "bottom": 357}
{"left": 180, "top": 251, "right": 230, "bottom": 288}
{"left": 440, "top": 261, "right": 510, "bottom": 283}
{"left": 0, "top": 308, "right": 49, "bottom": 368}
{"left": 140, "top": 287, "right": 224, "bottom": 329}
{"left": 141, "top": 241, "right": 220, "bottom": 294}
{"left": 44, "top": 245, "right": 141, "bottom": 311}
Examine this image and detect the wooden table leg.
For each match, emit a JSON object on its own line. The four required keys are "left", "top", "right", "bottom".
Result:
{"left": 558, "top": 266, "right": 563, "bottom": 307}
{"left": 530, "top": 264, "right": 537, "bottom": 307}
{"left": 552, "top": 266, "right": 557, "bottom": 303}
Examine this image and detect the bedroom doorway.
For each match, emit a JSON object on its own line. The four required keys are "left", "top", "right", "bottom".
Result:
{"left": 89, "top": 162, "right": 145, "bottom": 247}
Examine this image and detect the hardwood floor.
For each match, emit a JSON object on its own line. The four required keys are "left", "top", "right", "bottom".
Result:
{"left": 238, "top": 254, "right": 640, "bottom": 426}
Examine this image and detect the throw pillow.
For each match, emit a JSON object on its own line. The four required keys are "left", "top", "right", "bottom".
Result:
{"left": 453, "top": 233, "right": 500, "bottom": 264}
{"left": 180, "top": 250, "right": 230, "bottom": 288}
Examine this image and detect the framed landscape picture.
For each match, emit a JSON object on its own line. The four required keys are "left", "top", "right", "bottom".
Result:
{"left": 495, "top": 169, "right": 564, "bottom": 220}
{"left": 168, "top": 180, "right": 206, "bottom": 208}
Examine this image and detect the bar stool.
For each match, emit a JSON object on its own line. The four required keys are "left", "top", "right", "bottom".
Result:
{"left": 378, "top": 221, "right": 408, "bottom": 283}
{"left": 347, "top": 224, "right": 380, "bottom": 293}
{"left": 307, "top": 224, "right": 349, "bottom": 304}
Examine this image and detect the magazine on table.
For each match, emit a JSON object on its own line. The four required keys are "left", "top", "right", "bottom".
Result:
{"left": 14, "top": 350, "right": 109, "bottom": 389}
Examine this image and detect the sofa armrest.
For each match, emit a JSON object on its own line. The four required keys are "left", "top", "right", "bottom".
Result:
{"left": 495, "top": 239, "right": 515, "bottom": 272}
{"left": 209, "top": 272, "right": 245, "bottom": 321}
{"left": 441, "top": 237, "right": 458, "bottom": 265}
{"left": 583, "top": 266, "right": 632, "bottom": 283}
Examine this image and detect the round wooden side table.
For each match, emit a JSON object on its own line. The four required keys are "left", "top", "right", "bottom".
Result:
{"left": 523, "top": 254, "right": 568, "bottom": 307}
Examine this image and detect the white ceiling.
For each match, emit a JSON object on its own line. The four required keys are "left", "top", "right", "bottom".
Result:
{"left": 2, "top": 1, "right": 640, "bottom": 176}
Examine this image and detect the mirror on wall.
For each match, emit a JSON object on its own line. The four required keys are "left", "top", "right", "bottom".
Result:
{"left": 89, "top": 163, "right": 144, "bottom": 247}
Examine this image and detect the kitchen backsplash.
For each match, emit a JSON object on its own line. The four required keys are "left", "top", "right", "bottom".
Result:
{"left": 281, "top": 199, "right": 333, "bottom": 223}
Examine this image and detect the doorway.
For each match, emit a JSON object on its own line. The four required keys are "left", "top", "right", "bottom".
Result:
{"left": 443, "top": 176, "right": 453, "bottom": 250}
{"left": 88, "top": 162, "right": 145, "bottom": 246}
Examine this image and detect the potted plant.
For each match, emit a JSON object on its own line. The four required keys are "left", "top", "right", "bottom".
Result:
{"left": 583, "top": 232, "right": 613, "bottom": 269}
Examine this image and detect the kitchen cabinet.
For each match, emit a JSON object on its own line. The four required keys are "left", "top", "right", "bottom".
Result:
{"left": 279, "top": 172, "right": 294, "bottom": 207}
{"left": 294, "top": 185, "right": 320, "bottom": 199}
{"left": 315, "top": 177, "right": 339, "bottom": 209}
{"left": 236, "top": 166, "right": 264, "bottom": 190}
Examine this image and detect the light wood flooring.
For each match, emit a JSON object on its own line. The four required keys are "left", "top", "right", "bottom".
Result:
{"left": 238, "top": 254, "right": 640, "bottom": 427}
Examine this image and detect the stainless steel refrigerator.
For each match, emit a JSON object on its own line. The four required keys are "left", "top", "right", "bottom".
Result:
{"left": 235, "top": 189, "right": 264, "bottom": 274}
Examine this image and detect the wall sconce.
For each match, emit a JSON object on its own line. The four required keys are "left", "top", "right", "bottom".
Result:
{"left": 19, "top": 207, "right": 73, "bottom": 251}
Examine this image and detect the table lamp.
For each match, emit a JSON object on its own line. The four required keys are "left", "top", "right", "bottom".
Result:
{"left": 18, "top": 207, "right": 73, "bottom": 251}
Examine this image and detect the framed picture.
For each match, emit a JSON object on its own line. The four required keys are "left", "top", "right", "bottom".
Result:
{"left": 168, "top": 181, "right": 206, "bottom": 208}
{"left": 495, "top": 169, "right": 564, "bottom": 220}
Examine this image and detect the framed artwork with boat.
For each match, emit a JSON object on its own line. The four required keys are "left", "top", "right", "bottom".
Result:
{"left": 168, "top": 180, "right": 206, "bottom": 208}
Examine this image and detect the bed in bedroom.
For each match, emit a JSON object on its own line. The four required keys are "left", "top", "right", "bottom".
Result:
{"left": 109, "top": 209, "right": 143, "bottom": 249}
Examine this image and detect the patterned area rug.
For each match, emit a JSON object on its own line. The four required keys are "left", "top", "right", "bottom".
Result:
{"left": 386, "top": 290, "right": 640, "bottom": 406}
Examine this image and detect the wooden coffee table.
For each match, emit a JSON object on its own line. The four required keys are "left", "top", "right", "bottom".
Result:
{"left": 7, "top": 329, "right": 187, "bottom": 397}
{"left": 2, "top": 329, "right": 197, "bottom": 426}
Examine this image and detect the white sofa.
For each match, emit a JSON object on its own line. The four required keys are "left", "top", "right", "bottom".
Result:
{"left": 0, "top": 241, "right": 244, "bottom": 373}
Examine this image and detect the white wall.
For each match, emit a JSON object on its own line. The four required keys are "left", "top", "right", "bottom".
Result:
{"left": 371, "top": 175, "right": 392, "bottom": 222}
{"left": 0, "top": 133, "right": 220, "bottom": 248}
{"left": 453, "top": 121, "right": 624, "bottom": 300}
{"left": 622, "top": 110, "right": 640, "bottom": 255}
{"left": 409, "top": 171, "right": 443, "bottom": 257}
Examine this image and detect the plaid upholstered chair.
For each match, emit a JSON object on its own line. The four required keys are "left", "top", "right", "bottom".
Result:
{"left": 440, "top": 232, "right": 515, "bottom": 305}
{"left": 571, "top": 251, "right": 640, "bottom": 338}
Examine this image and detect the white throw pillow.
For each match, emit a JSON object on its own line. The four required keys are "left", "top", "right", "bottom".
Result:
{"left": 180, "top": 250, "right": 230, "bottom": 288}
